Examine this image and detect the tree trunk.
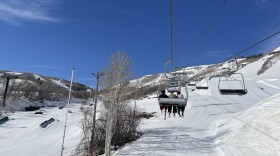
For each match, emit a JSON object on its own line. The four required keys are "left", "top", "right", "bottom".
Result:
{"left": 104, "top": 103, "right": 114, "bottom": 156}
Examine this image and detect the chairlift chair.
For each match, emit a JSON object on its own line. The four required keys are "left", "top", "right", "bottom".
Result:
{"left": 167, "top": 76, "right": 181, "bottom": 92}
{"left": 218, "top": 73, "right": 247, "bottom": 95}
{"left": 187, "top": 81, "right": 196, "bottom": 86}
{"left": 157, "top": 79, "right": 188, "bottom": 107}
{"left": 195, "top": 70, "right": 209, "bottom": 89}
{"left": 218, "top": 58, "right": 247, "bottom": 95}
{"left": 196, "top": 80, "right": 209, "bottom": 89}
{"left": 158, "top": 62, "right": 188, "bottom": 120}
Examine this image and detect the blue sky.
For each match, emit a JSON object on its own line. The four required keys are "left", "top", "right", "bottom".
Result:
{"left": 0, "top": 0, "right": 280, "bottom": 87}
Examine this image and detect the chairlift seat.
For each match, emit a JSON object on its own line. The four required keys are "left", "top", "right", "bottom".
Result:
{"left": 158, "top": 98, "right": 187, "bottom": 106}
{"left": 218, "top": 72, "right": 247, "bottom": 95}
{"left": 169, "top": 84, "right": 179, "bottom": 88}
{"left": 196, "top": 86, "right": 209, "bottom": 89}
{"left": 196, "top": 81, "right": 208, "bottom": 89}
{"left": 167, "top": 87, "right": 180, "bottom": 92}
{"left": 170, "top": 81, "right": 178, "bottom": 85}
{"left": 219, "top": 89, "right": 247, "bottom": 95}
{"left": 187, "top": 82, "right": 196, "bottom": 86}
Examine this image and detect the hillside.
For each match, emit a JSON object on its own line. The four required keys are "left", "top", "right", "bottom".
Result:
{"left": 129, "top": 46, "right": 280, "bottom": 88}
{"left": 0, "top": 47, "right": 280, "bottom": 156}
{"left": 0, "top": 71, "right": 91, "bottom": 111}
{"left": 114, "top": 46, "right": 280, "bottom": 156}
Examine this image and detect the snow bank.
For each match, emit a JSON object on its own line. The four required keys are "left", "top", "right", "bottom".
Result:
{"left": 216, "top": 93, "right": 280, "bottom": 155}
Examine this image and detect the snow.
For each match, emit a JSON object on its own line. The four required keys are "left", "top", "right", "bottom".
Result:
{"left": 272, "top": 46, "right": 280, "bottom": 52}
{"left": 130, "top": 74, "right": 163, "bottom": 87}
{"left": 0, "top": 103, "right": 84, "bottom": 156}
{"left": 113, "top": 56, "right": 280, "bottom": 155}
{"left": 33, "top": 74, "right": 45, "bottom": 81}
{"left": 114, "top": 76, "right": 280, "bottom": 155}
{"left": 257, "top": 80, "right": 280, "bottom": 89}
{"left": 50, "top": 79, "right": 69, "bottom": 89}
{"left": 196, "top": 79, "right": 209, "bottom": 88}
{"left": 217, "top": 92, "right": 280, "bottom": 155}
{"left": 1, "top": 52, "right": 280, "bottom": 156}
{"left": 4, "top": 72, "right": 22, "bottom": 76}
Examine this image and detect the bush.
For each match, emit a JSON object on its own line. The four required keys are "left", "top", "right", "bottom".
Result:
{"left": 73, "top": 104, "right": 142, "bottom": 156}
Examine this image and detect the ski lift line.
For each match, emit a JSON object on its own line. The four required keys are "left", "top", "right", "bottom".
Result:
{"left": 170, "top": 0, "right": 173, "bottom": 65}
{"left": 215, "top": 105, "right": 280, "bottom": 144}
{"left": 221, "top": 30, "right": 280, "bottom": 63}
{"left": 191, "top": 0, "right": 228, "bottom": 54}
{"left": 187, "top": 0, "right": 208, "bottom": 55}
{"left": 200, "top": 0, "right": 227, "bottom": 42}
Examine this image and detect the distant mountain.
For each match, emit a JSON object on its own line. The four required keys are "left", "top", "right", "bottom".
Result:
{"left": 0, "top": 71, "right": 91, "bottom": 110}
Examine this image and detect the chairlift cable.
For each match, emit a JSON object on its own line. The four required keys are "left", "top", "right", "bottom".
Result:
{"left": 221, "top": 30, "right": 280, "bottom": 63}
{"left": 186, "top": 0, "right": 208, "bottom": 54}
{"left": 200, "top": 0, "right": 227, "bottom": 42}
{"left": 170, "top": 0, "right": 173, "bottom": 65}
{"left": 191, "top": 0, "right": 227, "bottom": 53}
{"left": 215, "top": 105, "right": 280, "bottom": 143}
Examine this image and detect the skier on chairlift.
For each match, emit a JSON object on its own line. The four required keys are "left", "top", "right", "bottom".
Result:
{"left": 159, "top": 90, "right": 168, "bottom": 113}
{"left": 177, "top": 91, "right": 185, "bottom": 117}
{"left": 168, "top": 91, "right": 177, "bottom": 117}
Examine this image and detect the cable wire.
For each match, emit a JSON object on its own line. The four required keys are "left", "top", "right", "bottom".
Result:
{"left": 191, "top": 0, "right": 228, "bottom": 54}
{"left": 187, "top": 0, "right": 208, "bottom": 55}
{"left": 215, "top": 104, "right": 280, "bottom": 143}
{"left": 201, "top": 0, "right": 227, "bottom": 42}
{"left": 221, "top": 30, "right": 280, "bottom": 63}
{"left": 170, "top": 0, "right": 173, "bottom": 64}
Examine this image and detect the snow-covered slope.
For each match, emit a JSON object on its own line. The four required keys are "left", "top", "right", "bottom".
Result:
{"left": 1, "top": 50, "right": 280, "bottom": 156}
{"left": 217, "top": 92, "right": 280, "bottom": 155}
{"left": 114, "top": 51, "right": 280, "bottom": 156}
{"left": 0, "top": 103, "right": 84, "bottom": 156}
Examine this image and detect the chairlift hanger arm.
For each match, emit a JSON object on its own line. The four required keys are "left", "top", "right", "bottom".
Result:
{"left": 233, "top": 58, "right": 239, "bottom": 72}
{"left": 164, "top": 60, "right": 174, "bottom": 79}
{"left": 228, "top": 58, "right": 239, "bottom": 75}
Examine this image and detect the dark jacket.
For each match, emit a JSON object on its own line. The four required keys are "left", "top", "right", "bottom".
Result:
{"left": 159, "top": 93, "right": 169, "bottom": 98}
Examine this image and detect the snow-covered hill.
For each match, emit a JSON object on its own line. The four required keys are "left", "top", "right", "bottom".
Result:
{"left": 130, "top": 48, "right": 280, "bottom": 88}
{"left": 1, "top": 47, "right": 280, "bottom": 156}
{"left": 0, "top": 71, "right": 91, "bottom": 111}
{"left": 114, "top": 47, "right": 280, "bottom": 155}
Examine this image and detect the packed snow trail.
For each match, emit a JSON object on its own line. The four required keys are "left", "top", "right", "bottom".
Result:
{"left": 114, "top": 77, "right": 280, "bottom": 156}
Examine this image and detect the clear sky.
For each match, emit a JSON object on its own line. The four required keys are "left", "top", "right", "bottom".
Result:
{"left": 0, "top": 0, "right": 280, "bottom": 87}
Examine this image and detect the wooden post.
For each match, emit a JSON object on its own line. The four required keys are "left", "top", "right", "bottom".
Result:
{"left": 89, "top": 72, "right": 104, "bottom": 156}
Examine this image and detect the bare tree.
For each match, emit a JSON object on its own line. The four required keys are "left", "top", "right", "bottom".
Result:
{"left": 74, "top": 51, "right": 141, "bottom": 156}
{"left": 101, "top": 51, "right": 132, "bottom": 156}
